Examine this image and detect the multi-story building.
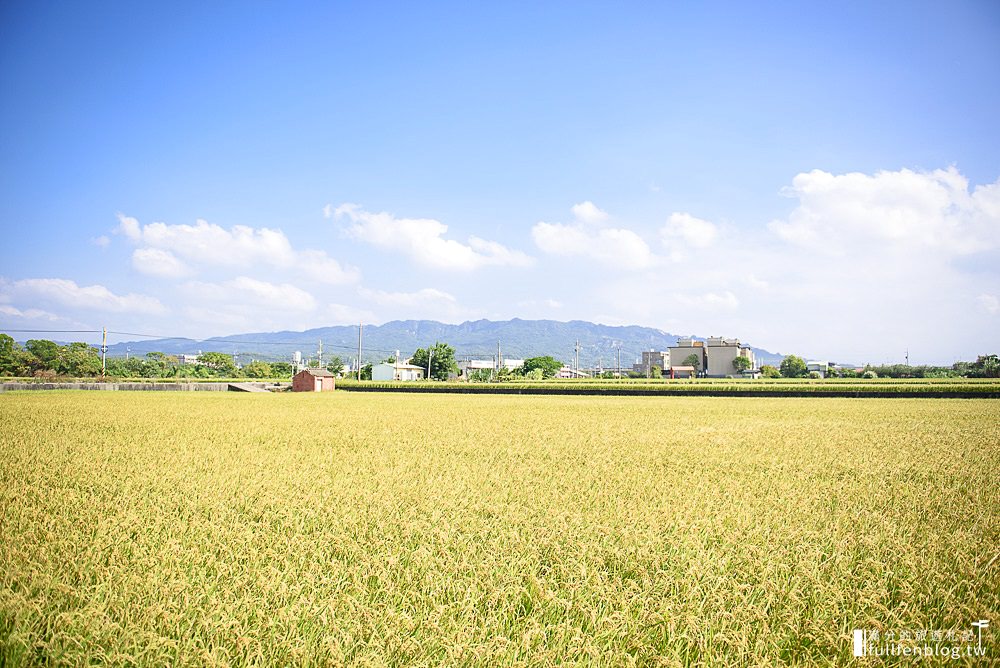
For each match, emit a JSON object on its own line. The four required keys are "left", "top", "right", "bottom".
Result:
{"left": 669, "top": 336, "right": 755, "bottom": 378}
{"left": 633, "top": 350, "right": 669, "bottom": 377}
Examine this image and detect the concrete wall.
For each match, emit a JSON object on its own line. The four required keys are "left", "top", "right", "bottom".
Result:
{"left": 706, "top": 345, "right": 740, "bottom": 377}
{"left": 669, "top": 344, "right": 705, "bottom": 372}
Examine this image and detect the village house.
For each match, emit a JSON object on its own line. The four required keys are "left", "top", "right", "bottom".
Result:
{"left": 372, "top": 361, "right": 425, "bottom": 381}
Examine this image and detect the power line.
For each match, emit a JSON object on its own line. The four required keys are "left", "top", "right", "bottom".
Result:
{"left": 0, "top": 328, "right": 101, "bottom": 334}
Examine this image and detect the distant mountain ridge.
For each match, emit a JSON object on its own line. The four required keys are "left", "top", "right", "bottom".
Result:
{"left": 105, "top": 318, "right": 788, "bottom": 368}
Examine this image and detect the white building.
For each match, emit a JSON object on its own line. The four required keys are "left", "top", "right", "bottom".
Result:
{"left": 807, "top": 361, "right": 829, "bottom": 378}
{"left": 557, "top": 366, "right": 589, "bottom": 379}
{"left": 372, "top": 361, "right": 425, "bottom": 381}
{"left": 457, "top": 358, "right": 526, "bottom": 378}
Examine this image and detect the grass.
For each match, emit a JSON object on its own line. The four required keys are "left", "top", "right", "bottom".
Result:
{"left": 1, "top": 392, "right": 998, "bottom": 666}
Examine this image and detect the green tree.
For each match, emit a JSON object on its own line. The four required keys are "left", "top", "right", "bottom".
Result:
{"left": 650, "top": 364, "right": 662, "bottom": 378}
{"left": 359, "top": 363, "right": 373, "bottom": 380}
{"left": 243, "top": 360, "right": 273, "bottom": 378}
{"left": 197, "top": 352, "right": 237, "bottom": 376}
{"left": 271, "top": 362, "right": 293, "bottom": 377}
{"left": 760, "top": 365, "right": 781, "bottom": 378}
{"left": 410, "top": 342, "right": 458, "bottom": 381}
{"left": 779, "top": 355, "right": 808, "bottom": 378}
{"left": 25, "top": 339, "right": 61, "bottom": 369}
{"left": 519, "top": 356, "right": 562, "bottom": 379}
{"left": 326, "top": 355, "right": 344, "bottom": 376}
{"left": 682, "top": 353, "right": 701, "bottom": 370}
{"left": 106, "top": 356, "right": 151, "bottom": 378}
{"left": 0, "top": 334, "right": 19, "bottom": 375}
{"left": 732, "top": 356, "right": 751, "bottom": 373}
{"left": 969, "top": 354, "right": 999, "bottom": 378}
{"left": 468, "top": 368, "right": 493, "bottom": 382}
{"left": 60, "top": 342, "right": 101, "bottom": 376}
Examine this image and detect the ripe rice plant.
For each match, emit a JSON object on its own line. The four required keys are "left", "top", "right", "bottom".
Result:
{"left": 1, "top": 392, "right": 998, "bottom": 665}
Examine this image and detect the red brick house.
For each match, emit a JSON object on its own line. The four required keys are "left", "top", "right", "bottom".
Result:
{"left": 292, "top": 368, "right": 336, "bottom": 392}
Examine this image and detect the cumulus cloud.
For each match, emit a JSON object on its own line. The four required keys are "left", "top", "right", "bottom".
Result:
{"left": 117, "top": 214, "right": 359, "bottom": 284}
{"left": 571, "top": 201, "right": 609, "bottom": 225}
{"left": 661, "top": 213, "right": 719, "bottom": 249}
{"left": 91, "top": 235, "right": 110, "bottom": 248}
{"left": 132, "top": 248, "right": 192, "bottom": 278}
{"left": 331, "top": 204, "right": 533, "bottom": 270}
{"left": 767, "top": 167, "right": 1000, "bottom": 255}
{"left": 0, "top": 304, "right": 62, "bottom": 321}
{"left": 2, "top": 278, "right": 166, "bottom": 314}
{"left": 359, "top": 287, "right": 457, "bottom": 308}
{"left": 532, "top": 222, "right": 653, "bottom": 267}
{"left": 184, "top": 277, "right": 317, "bottom": 312}
{"left": 356, "top": 286, "right": 476, "bottom": 322}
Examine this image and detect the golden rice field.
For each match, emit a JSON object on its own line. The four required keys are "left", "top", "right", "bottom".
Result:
{"left": 1, "top": 392, "right": 998, "bottom": 666}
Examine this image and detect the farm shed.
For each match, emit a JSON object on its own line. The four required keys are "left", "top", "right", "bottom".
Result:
{"left": 292, "top": 368, "right": 336, "bottom": 392}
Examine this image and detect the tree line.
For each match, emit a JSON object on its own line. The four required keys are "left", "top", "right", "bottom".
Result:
{"left": 3, "top": 335, "right": 996, "bottom": 380}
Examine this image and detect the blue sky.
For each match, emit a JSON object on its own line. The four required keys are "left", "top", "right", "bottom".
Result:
{"left": 1, "top": 1, "right": 998, "bottom": 364}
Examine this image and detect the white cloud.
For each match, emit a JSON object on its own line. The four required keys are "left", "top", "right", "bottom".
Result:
{"left": 3, "top": 278, "right": 166, "bottom": 314}
{"left": 767, "top": 167, "right": 1000, "bottom": 255}
{"left": 91, "top": 235, "right": 110, "bottom": 248}
{"left": 356, "top": 286, "right": 477, "bottom": 322}
{"left": 661, "top": 213, "right": 718, "bottom": 249}
{"left": 571, "top": 201, "right": 609, "bottom": 225}
{"left": 978, "top": 293, "right": 999, "bottom": 315}
{"left": 359, "top": 287, "right": 457, "bottom": 308}
{"left": 532, "top": 221, "right": 653, "bottom": 268}
{"left": 332, "top": 203, "right": 533, "bottom": 270}
{"left": 0, "top": 304, "right": 62, "bottom": 321}
{"left": 673, "top": 290, "right": 740, "bottom": 311}
{"left": 184, "top": 277, "right": 317, "bottom": 312}
{"left": 297, "top": 250, "right": 362, "bottom": 285}
{"left": 117, "top": 214, "right": 359, "bottom": 284}
{"left": 324, "top": 302, "right": 376, "bottom": 325}
{"left": 518, "top": 298, "right": 563, "bottom": 310}
{"left": 132, "top": 248, "right": 192, "bottom": 279}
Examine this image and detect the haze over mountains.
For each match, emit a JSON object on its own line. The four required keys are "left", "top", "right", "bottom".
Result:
{"left": 105, "top": 319, "right": 790, "bottom": 368}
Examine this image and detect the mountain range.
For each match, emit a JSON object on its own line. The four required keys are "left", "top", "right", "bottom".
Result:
{"left": 104, "top": 319, "right": 790, "bottom": 368}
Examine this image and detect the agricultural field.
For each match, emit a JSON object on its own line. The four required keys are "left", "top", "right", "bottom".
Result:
{"left": 338, "top": 377, "right": 1000, "bottom": 398}
{"left": 1, "top": 392, "right": 998, "bottom": 666}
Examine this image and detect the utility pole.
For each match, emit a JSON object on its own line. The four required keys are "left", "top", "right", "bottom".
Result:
{"left": 497, "top": 340, "right": 502, "bottom": 374}
{"left": 100, "top": 327, "right": 107, "bottom": 377}
{"left": 575, "top": 340, "right": 580, "bottom": 373}
{"left": 357, "top": 322, "right": 363, "bottom": 380}
{"left": 905, "top": 349, "right": 909, "bottom": 366}
{"left": 616, "top": 346, "right": 621, "bottom": 379}
{"left": 427, "top": 345, "right": 433, "bottom": 381}
{"left": 317, "top": 339, "right": 323, "bottom": 368}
